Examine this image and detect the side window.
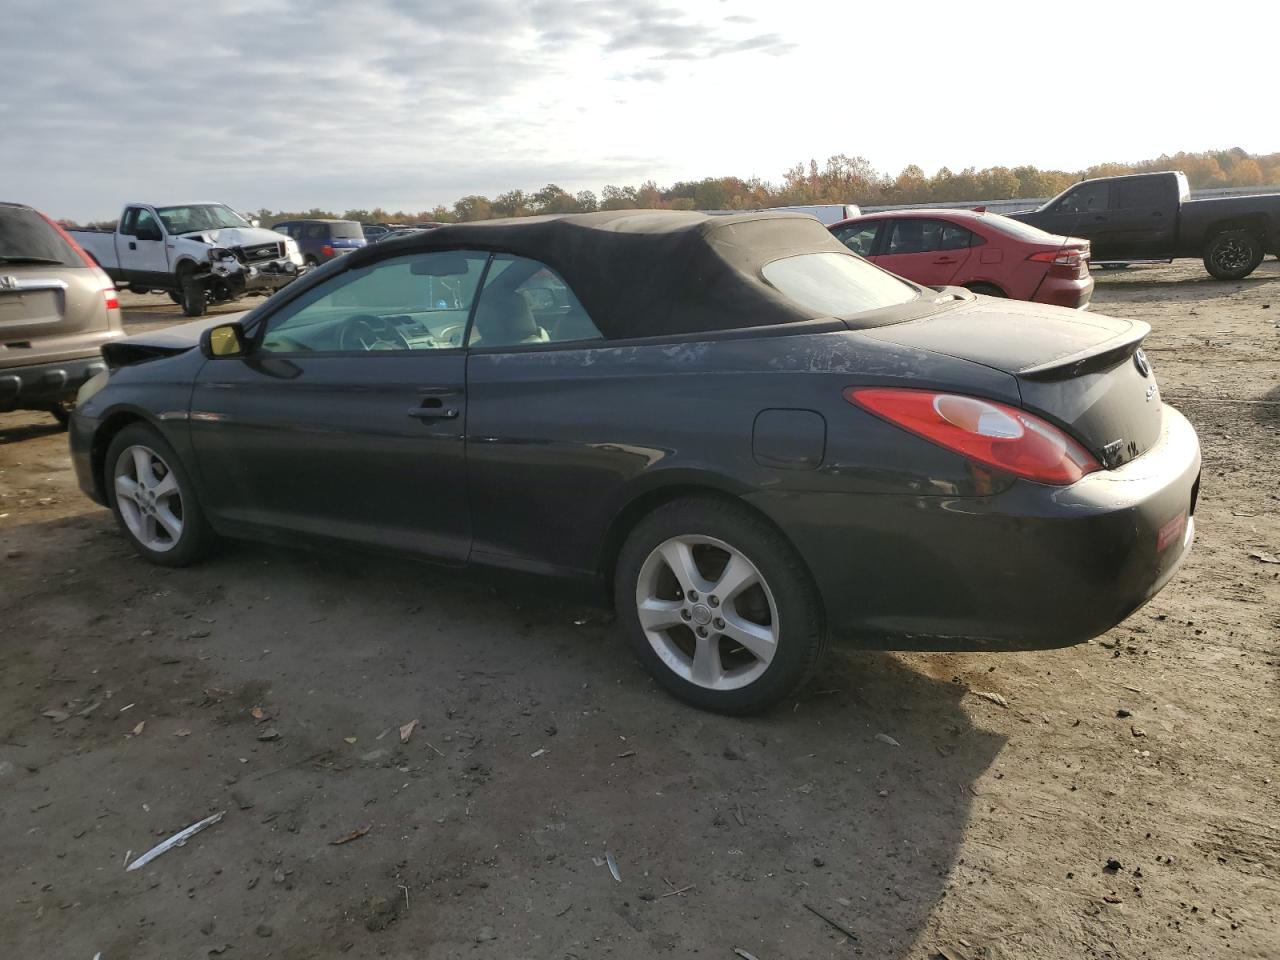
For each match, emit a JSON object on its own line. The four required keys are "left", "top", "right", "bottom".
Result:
{"left": 258, "top": 250, "right": 489, "bottom": 353}
{"left": 887, "top": 219, "right": 975, "bottom": 254}
{"left": 1113, "top": 178, "right": 1165, "bottom": 210}
{"left": 273, "top": 223, "right": 293, "bottom": 238}
{"left": 468, "top": 255, "right": 602, "bottom": 348}
{"left": 887, "top": 219, "right": 935, "bottom": 254}
{"left": 937, "top": 222, "right": 977, "bottom": 250}
{"left": 834, "top": 222, "right": 881, "bottom": 256}
{"left": 305, "top": 223, "right": 328, "bottom": 240}
{"left": 1054, "top": 182, "right": 1108, "bottom": 214}
{"left": 133, "top": 208, "right": 162, "bottom": 241}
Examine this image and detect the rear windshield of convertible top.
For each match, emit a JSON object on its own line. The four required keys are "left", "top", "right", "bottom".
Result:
{"left": 762, "top": 252, "right": 917, "bottom": 320}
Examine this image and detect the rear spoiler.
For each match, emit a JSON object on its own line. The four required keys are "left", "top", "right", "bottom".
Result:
{"left": 1018, "top": 320, "right": 1150, "bottom": 381}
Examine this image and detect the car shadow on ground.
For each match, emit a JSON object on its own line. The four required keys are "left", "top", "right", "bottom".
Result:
{"left": 0, "top": 416, "right": 64, "bottom": 445}
{"left": 1, "top": 519, "right": 1006, "bottom": 958}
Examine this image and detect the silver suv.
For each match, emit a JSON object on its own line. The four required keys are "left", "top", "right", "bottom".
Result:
{"left": 1, "top": 202, "right": 123, "bottom": 425}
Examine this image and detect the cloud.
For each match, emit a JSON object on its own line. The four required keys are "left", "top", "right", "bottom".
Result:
{"left": 0, "top": 0, "right": 794, "bottom": 219}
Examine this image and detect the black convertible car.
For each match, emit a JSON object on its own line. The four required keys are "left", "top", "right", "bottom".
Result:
{"left": 70, "top": 211, "right": 1200, "bottom": 713}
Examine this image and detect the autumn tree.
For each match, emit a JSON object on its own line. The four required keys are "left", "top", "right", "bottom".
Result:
{"left": 453, "top": 196, "right": 492, "bottom": 221}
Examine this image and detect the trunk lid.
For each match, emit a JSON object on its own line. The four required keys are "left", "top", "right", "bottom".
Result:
{"left": 858, "top": 297, "right": 1162, "bottom": 468}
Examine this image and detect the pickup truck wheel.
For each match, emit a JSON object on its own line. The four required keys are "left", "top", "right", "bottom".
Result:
{"left": 1203, "top": 229, "right": 1263, "bottom": 280}
{"left": 176, "top": 268, "right": 207, "bottom": 317}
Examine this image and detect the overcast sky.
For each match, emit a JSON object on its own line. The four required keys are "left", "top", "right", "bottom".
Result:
{"left": 2, "top": 0, "right": 1274, "bottom": 220}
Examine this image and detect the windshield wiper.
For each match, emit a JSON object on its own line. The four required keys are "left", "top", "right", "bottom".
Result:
{"left": 0, "top": 256, "right": 66, "bottom": 265}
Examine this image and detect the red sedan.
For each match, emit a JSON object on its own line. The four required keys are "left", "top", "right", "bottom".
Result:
{"left": 830, "top": 209, "right": 1093, "bottom": 308}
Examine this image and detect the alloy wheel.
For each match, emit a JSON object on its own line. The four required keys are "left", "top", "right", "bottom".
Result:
{"left": 634, "top": 535, "right": 779, "bottom": 691}
{"left": 114, "top": 444, "right": 184, "bottom": 552}
{"left": 1213, "top": 238, "right": 1250, "bottom": 272}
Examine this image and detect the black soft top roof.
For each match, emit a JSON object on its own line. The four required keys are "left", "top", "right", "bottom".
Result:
{"left": 381, "top": 210, "right": 853, "bottom": 340}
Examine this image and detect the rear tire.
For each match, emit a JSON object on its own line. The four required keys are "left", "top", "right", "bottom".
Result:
{"left": 105, "top": 423, "right": 213, "bottom": 567}
{"left": 48, "top": 401, "right": 73, "bottom": 428}
{"left": 1203, "top": 229, "right": 1263, "bottom": 280}
{"left": 614, "top": 497, "right": 826, "bottom": 714}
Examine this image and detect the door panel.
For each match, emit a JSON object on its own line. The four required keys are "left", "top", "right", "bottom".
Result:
{"left": 189, "top": 353, "right": 471, "bottom": 559}
{"left": 118, "top": 207, "right": 169, "bottom": 279}
{"left": 1035, "top": 181, "right": 1113, "bottom": 257}
{"left": 872, "top": 219, "right": 973, "bottom": 286}
{"left": 185, "top": 247, "right": 492, "bottom": 560}
{"left": 1107, "top": 177, "right": 1177, "bottom": 258}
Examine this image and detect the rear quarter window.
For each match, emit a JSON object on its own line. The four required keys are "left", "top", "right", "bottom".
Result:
{"left": 330, "top": 222, "right": 365, "bottom": 239}
{"left": 761, "top": 252, "right": 918, "bottom": 321}
{"left": 0, "top": 206, "right": 80, "bottom": 265}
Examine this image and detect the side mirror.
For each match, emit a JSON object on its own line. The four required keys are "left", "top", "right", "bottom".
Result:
{"left": 137, "top": 225, "right": 163, "bottom": 242}
{"left": 201, "top": 322, "right": 248, "bottom": 359}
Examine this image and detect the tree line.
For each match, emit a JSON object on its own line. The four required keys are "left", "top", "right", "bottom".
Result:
{"left": 69, "top": 148, "right": 1279, "bottom": 229}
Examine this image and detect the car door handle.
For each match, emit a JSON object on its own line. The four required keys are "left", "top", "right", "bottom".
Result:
{"left": 408, "top": 397, "right": 459, "bottom": 420}
{"left": 128, "top": 241, "right": 137, "bottom": 250}
{"left": 932, "top": 257, "right": 958, "bottom": 264}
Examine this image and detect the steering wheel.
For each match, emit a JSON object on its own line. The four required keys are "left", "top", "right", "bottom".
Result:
{"left": 339, "top": 314, "right": 412, "bottom": 352}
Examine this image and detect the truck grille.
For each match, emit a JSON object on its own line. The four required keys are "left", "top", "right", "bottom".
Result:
{"left": 240, "top": 242, "right": 284, "bottom": 263}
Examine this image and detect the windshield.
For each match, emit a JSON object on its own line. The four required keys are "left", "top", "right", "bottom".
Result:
{"left": 762, "top": 252, "right": 918, "bottom": 320}
{"left": 0, "top": 205, "right": 81, "bottom": 265}
{"left": 155, "top": 204, "right": 251, "bottom": 234}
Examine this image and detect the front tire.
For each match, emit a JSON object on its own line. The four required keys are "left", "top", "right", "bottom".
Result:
{"left": 105, "top": 423, "right": 213, "bottom": 566}
{"left": 176, "top": 266, "right": 207, "bottom": 317}
{"left": 614, "top": 497, "right": 826, "bottom": 714}
{"left": 1203, "top": 229, "right": 1263, "bottom": 280}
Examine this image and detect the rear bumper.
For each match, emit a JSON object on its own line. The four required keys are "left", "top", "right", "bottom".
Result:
{"left": 751, "top": 404, "right": 1201, "bottom": 651}
{"left": 1033, "top": 273, "right": 1094, "bottom": 309}
{"left": 0, "top": 354, "right": 107, "bottom": 412}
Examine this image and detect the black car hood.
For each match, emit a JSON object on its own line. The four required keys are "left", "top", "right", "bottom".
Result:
{"left": 101, "top": 314, "right": 247, "bottom": 368}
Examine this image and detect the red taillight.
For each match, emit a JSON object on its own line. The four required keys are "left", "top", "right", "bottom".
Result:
{"left": 103, "top": 289, "right": 120, "bottom": 311}
{"left": 321, "top": 244, "right": 335, "bottom": 257}
{"left": 1027, "top": 248, "right": 1082, "bottom": 266}
{"left": 845, "top": 388, "right": 1101, "bottom": 485}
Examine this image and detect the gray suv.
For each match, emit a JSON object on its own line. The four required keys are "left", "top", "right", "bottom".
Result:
{"left": 1, "top": 202, "right": 123, "bottom": 425}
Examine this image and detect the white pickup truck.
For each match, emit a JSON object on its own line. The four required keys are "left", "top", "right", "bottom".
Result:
{"left": 69, "top": 202, "right": 306, "bottom": 316}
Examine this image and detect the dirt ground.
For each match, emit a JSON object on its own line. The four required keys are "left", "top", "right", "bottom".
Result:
{"left": 1, "top": 262, "right": 1277, "bottom": 960}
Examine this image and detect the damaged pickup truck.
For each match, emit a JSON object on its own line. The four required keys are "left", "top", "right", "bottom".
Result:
{"left": 69, "top": 203, "right": 306, "bottom": 316}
